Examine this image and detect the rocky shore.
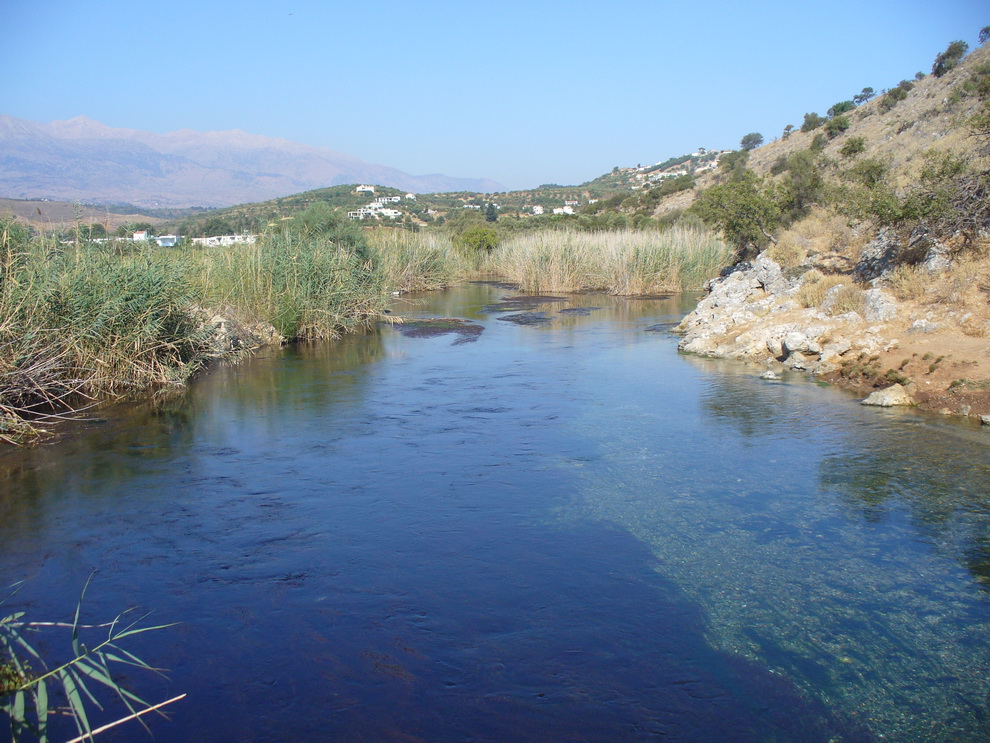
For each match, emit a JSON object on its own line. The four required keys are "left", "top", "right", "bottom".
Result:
{"left": 675, "top": 251, "right": 990, "bottom": 424}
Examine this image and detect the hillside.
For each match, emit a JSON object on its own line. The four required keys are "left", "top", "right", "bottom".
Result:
{"left": 0, "top": 115, "right": 503, "bottom": 208}
{"left": 670, "top": 38, "right": 990, "bottom": 421}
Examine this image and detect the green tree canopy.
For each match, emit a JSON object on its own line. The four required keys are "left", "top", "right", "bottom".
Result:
{"left": 739, "top": 132, "right": 764, "bottom": 150}
{"left": 853, "top": 88, "right": 875, "bottom": 105}
{"left": 801, "top": 112, "right": 827, "bottom": 133}
{"left": 827, "top": 101, "right": 855, "bottom": 118}
{"left": 690, "top": 171, "right": 781, "bottom": 260}
{"left": 932, "top": 40, "right": 968, "bottom": 78}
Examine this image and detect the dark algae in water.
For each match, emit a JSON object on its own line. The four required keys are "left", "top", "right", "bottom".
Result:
{"left": 389, "top": 317, "right": 484, "bottom": 344}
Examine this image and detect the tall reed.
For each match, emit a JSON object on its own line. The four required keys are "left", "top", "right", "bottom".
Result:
{"left": 0, "top": 220, "right": 390, "bottom": 441}
{"left": 366, "top": 230, "right": 471, "bottom": 291}
{"left": 485, "top": 227, "right": 730, "bottom": 294}
{"left": 191, "top": 229, "right": 387, "bottom": 340}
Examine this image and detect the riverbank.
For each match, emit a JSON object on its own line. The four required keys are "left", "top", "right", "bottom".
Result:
{"left": 1, "top": 224, "right": 729, "bottom": 443}
{"left": 676, "top": 251, "right": 990, "bottom": 423}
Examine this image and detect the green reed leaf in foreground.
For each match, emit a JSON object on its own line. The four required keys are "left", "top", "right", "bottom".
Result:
{"left": 0, "top": 580, "right": 182, "bottom": 742}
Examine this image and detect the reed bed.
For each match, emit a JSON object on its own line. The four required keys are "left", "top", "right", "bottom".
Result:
{"left": 485, "top": 227, "right": 731, "bottom": 294}
{"left": 0, "top": 218, "right": 730, "bottom": 442}
{"left": 0, "top": 221, "right": 388, "bottom": 441}
{"left": 191, "top": 230, "right": 387, "bottom": 340}
{"left": 366, "top": 230, "right": 471, "bottom": 292}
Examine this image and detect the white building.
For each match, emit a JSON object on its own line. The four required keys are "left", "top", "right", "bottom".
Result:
{"left": 356, "top": 185, "right": 375, "bottom": 194}
{"left": 531, "top": 205, "right": 544, "bottom": 215}
{"left": 191, "top": 234, "right": 258, "bottom": 247}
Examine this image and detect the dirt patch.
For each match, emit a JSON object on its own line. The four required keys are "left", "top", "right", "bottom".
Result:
{"left": 823, "top": 324, "right": 990, "bottom": 419}
{"left": 389, "top": 318, "right": 484, "bottom": 345}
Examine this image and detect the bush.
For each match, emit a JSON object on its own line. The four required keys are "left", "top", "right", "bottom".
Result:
{"left": 801, "top": 112, "right": 827, "bottom": 132}
{"left": 825, "top": 115, "right": 851, "bottom": 139}
{"left": 690, "top": 171, "right": 782, "bottom": 259}
{"left": 828, "top": 101, "right": 855, "bottom": 118}
{"left": 932, "top": 40, "right": 969, "bottom": 78}
{"left": 455, "top": 224, "right": 498, "bottom": 254}
{"left": 839, "top": 136, "right": 867, "bottom": 157}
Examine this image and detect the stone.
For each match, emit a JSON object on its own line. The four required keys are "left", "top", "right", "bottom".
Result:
{"left": 909, "top": 319, "right": 940, "bottom": 333}
{"left": 982, "top": 415, "right": 990, "bottom": 426}
{"left": 862, "top": 383, "right": 914, "bottom": 407}
{"left": 760, "top": 370, "right": 780, "bottom": 380}
{"left": 863, "top": 289, "right": 898, "bottom": 322}
{"left": 752, "top": 253, "right": 790, "bottom": 295}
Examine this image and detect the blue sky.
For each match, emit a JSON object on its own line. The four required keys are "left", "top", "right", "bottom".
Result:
{"left": 2, "top": 0, "right": 987, "bottom": 190}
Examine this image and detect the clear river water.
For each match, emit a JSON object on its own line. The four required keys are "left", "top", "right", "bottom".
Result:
{"left": 2, "top": 282, "right": 990, "bottom": 742}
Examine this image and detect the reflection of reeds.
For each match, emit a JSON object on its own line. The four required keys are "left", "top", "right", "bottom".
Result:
{"left": 485, "top": 228, "right": 731, "bottom": 294}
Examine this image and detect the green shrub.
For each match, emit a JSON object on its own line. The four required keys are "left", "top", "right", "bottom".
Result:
{"left": 828, "top": 101, "right": 855, "bottom": 118}
{"left": 801, "top": 112, "right": 827, "bottom": 132}
{"left": 825, "top": 115, "right": 851, "bottom": 139}
{"left": 455, "top": 224, "right": 499, "bottom": 254}
{"left": 932, "top": 40, "right": 969, "bottom": 78}
{"left": 839, "top": 136, "right": 867, "bottom": 157}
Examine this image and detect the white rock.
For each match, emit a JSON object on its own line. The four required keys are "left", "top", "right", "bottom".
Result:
{"left": 862, "top": 384, "right": 914, "bottom": 407}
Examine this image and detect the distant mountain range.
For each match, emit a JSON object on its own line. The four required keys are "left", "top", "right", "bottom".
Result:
{"left": 0, "top": 115, "right": 504, "bottom": 208}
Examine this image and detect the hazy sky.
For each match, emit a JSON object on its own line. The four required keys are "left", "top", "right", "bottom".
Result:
{"left": 2, "top": 0, "right": 987, "bottom": 190}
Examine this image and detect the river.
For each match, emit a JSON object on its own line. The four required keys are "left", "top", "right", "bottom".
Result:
{"left": 2, "top": 282, "right": 989, "bottom": 742}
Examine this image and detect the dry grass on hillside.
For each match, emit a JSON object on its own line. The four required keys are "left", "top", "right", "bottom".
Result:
{"left": 671, "top": 43, "right": 990, "bottom": 205}
{"left": 0, "top": 198, "right": 163, "bottom": 232}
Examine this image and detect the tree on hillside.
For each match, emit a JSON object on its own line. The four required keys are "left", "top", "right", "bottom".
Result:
{"left": 782, "top": 124, "right": 794, "bottom": 139}
{"left": 980, "top": 26, "right": 990, "bottom": 45}
{"left": 827, "top": 101, "right": 855, "bottom": 118}
{"left": 801, "top": 112, "right": 827, "bottom": 132}
{"left": 932, "top": 40, "right": 968, "bottom": 78}
{"left": 690, "top": 171, "right": 781, "bottom": 260}
{"left": 484, "top": 202, "right": 498, "bottom": 222}
{"left": 853, "top": 87, "right": 875, "bottom": 105}
{"left": 740, "top": 132, "right": 764, "bottom": 151}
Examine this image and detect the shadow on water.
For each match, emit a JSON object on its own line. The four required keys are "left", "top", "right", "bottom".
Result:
{"left": 152, "top": 521, "right": 868, "bottom": 743}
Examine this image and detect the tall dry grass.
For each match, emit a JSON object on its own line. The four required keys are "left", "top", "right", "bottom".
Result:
{"left": 484, "top": 227, "right": 731, "bottom": 294}
{"left": 366, "top": 230, "right": 472, "bottom": 292}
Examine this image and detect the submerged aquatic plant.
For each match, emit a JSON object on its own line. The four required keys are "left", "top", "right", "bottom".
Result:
{"left": 0, "top": 578, "right": 182, "bottom": 742}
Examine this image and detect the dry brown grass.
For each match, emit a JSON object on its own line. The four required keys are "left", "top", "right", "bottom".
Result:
{"left": 767, "top": 208, "right": 864, "bottom": 268}
{"left": 795, "top": 269, "right": 848, "bottom": 308}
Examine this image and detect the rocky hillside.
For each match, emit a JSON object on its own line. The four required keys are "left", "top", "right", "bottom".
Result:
{"left": 671, "top": 38, "right": 990, "bottom": 423}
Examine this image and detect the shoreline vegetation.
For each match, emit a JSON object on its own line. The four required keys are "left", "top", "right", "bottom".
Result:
{"left": 0, "top": 217, "right": 729, "bottom": 444}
